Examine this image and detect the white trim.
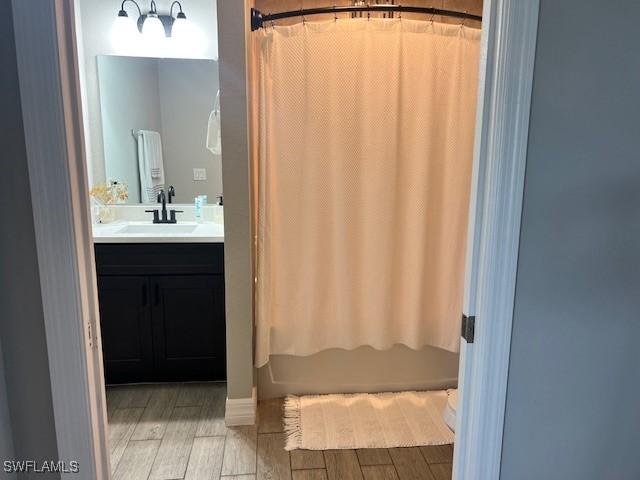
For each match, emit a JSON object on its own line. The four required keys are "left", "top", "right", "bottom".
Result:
{"left": 454, "top": 0, "right": 539, "bottom": 479}
{"left": 225, "top": 388, "right": 258, "bottom": 426}
{"left": 462, "top": 0, "right": 492, "bottom": 318}
{"left": 11, "top": 0, "right": 110, "bottom": 478}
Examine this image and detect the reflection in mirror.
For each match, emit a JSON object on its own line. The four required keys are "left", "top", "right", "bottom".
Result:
{"left": 96, "top": 55, "right": 220, "bottom": 204}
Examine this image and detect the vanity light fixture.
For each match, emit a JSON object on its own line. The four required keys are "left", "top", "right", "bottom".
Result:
{"left": 111, "top": 0, "right": 197, "bottom": 48}
{"left": 169, "top": 2, "right": 190, "bottom": 41}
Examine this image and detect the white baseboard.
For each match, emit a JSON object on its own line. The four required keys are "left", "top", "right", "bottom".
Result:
{"left": 225, "top": 387, "right": 257, "bottom": 426}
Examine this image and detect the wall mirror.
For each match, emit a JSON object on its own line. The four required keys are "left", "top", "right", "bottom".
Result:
{"left": 96, "top": 55, "right": 220, "bottom": 204}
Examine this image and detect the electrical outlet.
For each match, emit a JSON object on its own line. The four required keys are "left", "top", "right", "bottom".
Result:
{"left": 193, "top": 168, "right": 207, "bottom": 181}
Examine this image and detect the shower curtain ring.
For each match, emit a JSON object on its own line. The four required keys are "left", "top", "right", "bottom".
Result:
{"left": 398, "top": 4, "right": 402, "bottom": 20}
{"left": 429, "top": 6, "right": 435, "bottom": 24}
{"left": 333, "top": 5, "right": 337, "bottom": 22}
{"left": 461, "top": 11, "right": 467, "bottom": 27}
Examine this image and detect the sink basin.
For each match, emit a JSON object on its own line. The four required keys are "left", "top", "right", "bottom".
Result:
{"left": 116, "top": 224, "right": 198, "bottom": 234}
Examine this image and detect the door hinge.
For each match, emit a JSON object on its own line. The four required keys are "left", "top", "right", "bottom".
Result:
{"left": 87, "top": 322, "right": 94, "bottom": 348}
{"left": 461, "top": 314, "right": 475, "bottom": 343}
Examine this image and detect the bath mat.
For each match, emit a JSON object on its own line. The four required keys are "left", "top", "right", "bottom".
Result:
{"left": 283, "top": 390, "right": 455, "bottom": 451}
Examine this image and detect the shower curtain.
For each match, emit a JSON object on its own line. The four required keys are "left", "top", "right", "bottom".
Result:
{"left": 255, "top": 19, "right": 481, "bottom": 367}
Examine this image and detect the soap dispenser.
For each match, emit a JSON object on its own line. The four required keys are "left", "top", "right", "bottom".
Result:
{"left": 194, "top": 196, "right": 203, "bottom": 223}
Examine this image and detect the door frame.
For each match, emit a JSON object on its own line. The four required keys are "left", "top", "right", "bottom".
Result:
{"left": 11, "top": 0, "right": 110, "bottom": 478}
{"left": 455, "top": 0, "right": 540, "bottom": 478}
{"left": 10, "top": 0, "right": 539, "bottom": 478}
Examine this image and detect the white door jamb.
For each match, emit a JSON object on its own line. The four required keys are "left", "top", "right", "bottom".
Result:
{"left": 454, "top": 0, "right": 540, "bottom": 479}
{"left": 11, "top": 0, "right": 110, "bottom": 478}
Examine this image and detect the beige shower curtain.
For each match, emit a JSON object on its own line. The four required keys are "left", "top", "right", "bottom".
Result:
{"left": 255, "top": 19, "right": 480, "bottom": 368}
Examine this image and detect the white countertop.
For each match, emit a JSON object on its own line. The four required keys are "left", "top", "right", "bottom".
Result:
{"left": 93, "top": 220, "right": 224, "bottom": 243}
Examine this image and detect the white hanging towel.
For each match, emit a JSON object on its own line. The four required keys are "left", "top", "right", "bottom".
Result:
{"left": 137, "top": 130, "right": 165, "bottom": 203}
{"left": 206, "top": 90, "right": 222, "bottom": 155}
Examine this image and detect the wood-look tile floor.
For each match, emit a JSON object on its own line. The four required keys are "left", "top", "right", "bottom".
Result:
{"left": 107, "top": 383, "right": 453, "bottom": 480}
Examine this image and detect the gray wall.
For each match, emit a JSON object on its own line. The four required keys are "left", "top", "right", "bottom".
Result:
{"left": 1, "top": 2, "right": 59, "bottom": 477}
{"left": 0, "top": 341, "right": 15, "bottom": 479}
{"left": 158, "top": 59, "right": 222, "bottom": 203}
{"left": 217, "top": 0, "right": 255, "bottom": 400}
{"left": 501, "top": 1, "right": 640, "bottom": 478}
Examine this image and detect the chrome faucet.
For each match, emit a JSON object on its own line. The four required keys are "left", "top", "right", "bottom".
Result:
{"left": 145, "top": 188, "right": 182, "bottom": 223}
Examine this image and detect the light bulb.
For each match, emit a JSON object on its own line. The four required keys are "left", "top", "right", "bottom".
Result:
{"left": 170, "top": 16, "right": 205, "bottom": 56}
{"left": 142, "top": 13, "right": 165, "bottom": 41}
{"left": 111, "top": 13, "right": 140, "bottom": 52}
{"left": 170, "top": 16, "right": 190, "bottom": 40}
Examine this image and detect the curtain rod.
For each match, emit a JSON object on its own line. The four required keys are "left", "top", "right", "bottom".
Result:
{"left": 250, "top": 6, "right": 482, "bottom": 31}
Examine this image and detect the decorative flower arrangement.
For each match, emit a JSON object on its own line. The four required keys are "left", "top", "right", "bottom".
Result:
{"left": 89, "top": 180, "right": 128, "bottom": 224}
{"left": 89, "top": 179, "right": 129, "bottom": 205}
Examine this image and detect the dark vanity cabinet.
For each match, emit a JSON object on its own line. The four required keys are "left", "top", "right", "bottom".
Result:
{"left": 96, "top": 275, "right": 154, "bottom": 382}
{"left": 94, "top": 243, "right": 226, "bottom": 384}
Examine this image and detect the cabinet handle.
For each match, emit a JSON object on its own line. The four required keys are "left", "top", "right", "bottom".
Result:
{"left": 154, "top": 284, "right": 160, "bottom": 306}
{"left": 142, "top": 284, "right": 148, "bottom": 306}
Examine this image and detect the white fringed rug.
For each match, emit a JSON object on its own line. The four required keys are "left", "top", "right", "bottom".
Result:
{"left": 283, "top": 390, "right": 455, "bottom": 451}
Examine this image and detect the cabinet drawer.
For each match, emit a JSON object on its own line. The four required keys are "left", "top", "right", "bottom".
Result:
{"left": 95, "top": 243, "right": 224, "bottom": 275}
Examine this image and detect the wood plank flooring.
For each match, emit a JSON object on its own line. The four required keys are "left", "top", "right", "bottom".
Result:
{"left": 107, "top": 383, "right": 453, "bottom": 480}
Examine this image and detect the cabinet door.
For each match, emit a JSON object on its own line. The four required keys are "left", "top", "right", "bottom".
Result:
{"left": 97, "top": 276, "right": 153, "bottom": 384}
{"left": 151, "top": 275, "right": 226, "bottom": 381}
